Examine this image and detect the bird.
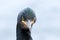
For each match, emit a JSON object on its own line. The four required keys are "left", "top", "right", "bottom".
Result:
{"left": 16, "top": 8, "right": 36, "bottom": 40}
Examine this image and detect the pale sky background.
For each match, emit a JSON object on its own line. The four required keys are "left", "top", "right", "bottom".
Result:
{"left": 0, "top": 0, "right": 60, "bottom": 40}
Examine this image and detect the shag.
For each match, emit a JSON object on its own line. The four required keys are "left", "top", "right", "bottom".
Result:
{"left": 16, "top": 8, "right": 36, "bottom": 40}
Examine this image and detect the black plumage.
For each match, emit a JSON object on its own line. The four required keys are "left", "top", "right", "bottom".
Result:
{"left": 16, "top": 8, "right": 36, "bottom": 40}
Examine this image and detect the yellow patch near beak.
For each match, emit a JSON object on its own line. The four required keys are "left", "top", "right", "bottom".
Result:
{"left": 22, "top": 20, "right": 34, "bottom": 29}
{"left": 21, "top": 16, "right": 35, "bottom": 29}
{"left": 31, "top": 20, "right": 35, "bottom": 25}
{"left": 22, "top": 21, "right": 27, "bottom": 26}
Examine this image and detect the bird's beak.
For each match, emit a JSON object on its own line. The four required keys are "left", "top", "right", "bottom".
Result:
{"left": 26, "top": 20, "right": 32, "bottom": 29}
{"left": 22, "top": 20, "right": 32, "bottom": 29}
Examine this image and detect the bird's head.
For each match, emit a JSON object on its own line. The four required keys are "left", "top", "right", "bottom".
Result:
{"left": 17, "top": 8, "right": 36, "bottom": 30}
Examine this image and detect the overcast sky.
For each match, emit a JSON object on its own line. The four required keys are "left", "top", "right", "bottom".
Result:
{"left": 0, "top": 0, "right": 60, "bottom": 40}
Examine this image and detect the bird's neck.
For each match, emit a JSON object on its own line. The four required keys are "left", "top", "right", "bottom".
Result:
{"left": 16, "top": 23, "right": 32, "bottom": 40}
{"left": 17, "top": 23, "right": 31, "bottom": 34}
